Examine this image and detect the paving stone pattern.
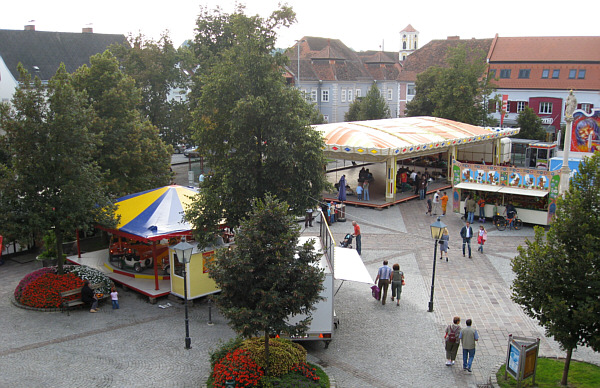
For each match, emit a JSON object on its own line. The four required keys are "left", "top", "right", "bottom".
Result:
{"left": 1, "top": 186, "right": 599, "bottom": 387}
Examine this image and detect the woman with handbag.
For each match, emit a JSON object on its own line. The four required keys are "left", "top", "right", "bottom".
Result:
{"left": 477, "top": 225, "right": 487, "bottom": 253}
{"left": 390, "top": 263, "right": 404, "bottom": 306}
{"left": 444, "top": 316, "right": 462, "bottom": 366}
{"left": 439, "top": 228, "right": 449, "bottom": 262}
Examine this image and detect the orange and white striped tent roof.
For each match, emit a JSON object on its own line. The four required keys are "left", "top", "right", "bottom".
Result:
{"left": 314, "top": 116, "right": 519, "bottom": 162}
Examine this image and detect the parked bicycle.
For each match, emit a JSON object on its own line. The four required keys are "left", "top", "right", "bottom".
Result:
{"left": 494, "top": 214, "right": 523, "bottom": 231}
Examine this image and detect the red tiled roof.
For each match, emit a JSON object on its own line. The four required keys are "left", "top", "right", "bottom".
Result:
{"left": 489, "top": 36, "right": 600, "bottom": 62}
{"left": 398, "top": 38, "right": 493, "bottom": 82}
{"left": 401, "top": 24, "right": 417, "bottom": 33}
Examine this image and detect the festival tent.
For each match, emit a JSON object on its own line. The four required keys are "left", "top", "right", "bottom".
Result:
{"left": 100, "top": 185, "right": 199, "bottom": 289}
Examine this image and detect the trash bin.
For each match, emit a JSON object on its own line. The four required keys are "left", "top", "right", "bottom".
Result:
{"left": 337, "top": 203, "right": 346, "bottom": 222}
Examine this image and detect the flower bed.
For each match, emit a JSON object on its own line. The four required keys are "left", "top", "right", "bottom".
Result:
{"left": 14, "top": 265, "right": 112, "bottom": 309}
{"left": 208, "top": 337, "right": 328, "bottom": 388}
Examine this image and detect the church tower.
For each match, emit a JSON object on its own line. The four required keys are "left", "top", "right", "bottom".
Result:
{"left": 399, "top": 24, "right": 419, "bottom": 61}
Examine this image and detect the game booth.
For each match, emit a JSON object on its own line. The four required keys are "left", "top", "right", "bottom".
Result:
{"left": 97, "top": 185, "right": 223, "bottom": 301}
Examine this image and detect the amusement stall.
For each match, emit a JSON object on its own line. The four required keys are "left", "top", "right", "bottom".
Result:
{"left": 100, "top": 185, "right": 222, "bottom": 300}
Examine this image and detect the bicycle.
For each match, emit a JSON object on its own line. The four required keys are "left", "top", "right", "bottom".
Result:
{"left": 494, "top": 215, "right": 523, "bottom": 231}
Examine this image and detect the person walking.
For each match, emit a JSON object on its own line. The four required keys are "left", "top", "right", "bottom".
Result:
{"left": 110, "top": 285, "right": 120, "bottom": 310}
{"left": 328, "top": 202, "right": 336, "bottom": 224}
{"left": 477, "top": 196, "right": 486, "bottom": 223}
{"left": 425, "top": 195, "right": 433, "bottom": 216}
{"left": 441, "top": 192, "right": 449, "bottom": 216}
{"left": 460, "top": 319, "right": 479, "bottom": 372}
{"left": 439, "top": 228, "right": 449, "bottom": 261}
{"left": 305, "top": 207, "right": 313, "bottom": 227}
{"left": 432, "top": 190, "right": 440, "bottom": 215}
{"left": 419, "top": 178, "right": 427, "bottom": 200}
{"left": 466, "top": 195, "right": 477, "bottom": 224}
{"left": 390, "top": 263, "right": 404, "bottom": 306}
{"left": 444, "top": 316, "right": 462, "bottom": 366}
{"left": 460, "top": 221, "right": 474, "bottom": 258}
{"left": 477, "top": 225, "right": 487, "bottom": 253}
{"left": 374, "top": 260, "right": 392, "bottom": 305}
{"left": 352, "top": 221, "right": 361, "bottom": 255}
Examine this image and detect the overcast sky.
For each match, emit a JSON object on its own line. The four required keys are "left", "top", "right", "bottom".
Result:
{"left": 2, "top": 0, "right": 599, "bottom": 51}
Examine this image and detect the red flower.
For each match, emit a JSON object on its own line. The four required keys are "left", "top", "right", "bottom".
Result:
{"left": 18, "top": 273, "right": 84, "bottom": 308}
{"left": 212, "top": 348, "right": 264, "bottom": 388}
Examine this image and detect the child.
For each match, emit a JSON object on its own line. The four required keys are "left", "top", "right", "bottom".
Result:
{"left": 356, "top": 184, "right": 363, "bottom": 201}
{"left": 110, "top": 285, "right": 119, "bottom": 309}
{"left": 477, "top": 197, "right": 486, "bottom": 223}
{"left": 426, "top": 196, "right": 433, "bottom": 216}
{"left": 477, "top": 225, "right": 487, "bottom": 253}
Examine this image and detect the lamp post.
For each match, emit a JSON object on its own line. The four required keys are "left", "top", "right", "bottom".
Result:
{"left": 173, "top": 240, "right": 194, "bottom": 349}
{"left": 428, "top": 217, "right": 447, "bottom": 312}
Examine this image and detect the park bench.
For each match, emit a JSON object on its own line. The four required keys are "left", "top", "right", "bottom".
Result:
{"left": 60, "top": 283, "right": 104, "bottom": 315}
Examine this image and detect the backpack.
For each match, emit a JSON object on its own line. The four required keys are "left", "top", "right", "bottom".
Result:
{"left": 447, "top": 326, "right": 458, "bottom": 343}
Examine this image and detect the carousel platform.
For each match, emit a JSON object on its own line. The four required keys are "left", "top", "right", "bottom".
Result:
{"left": 66, "top": 249, "right": 171, "bottom": 303}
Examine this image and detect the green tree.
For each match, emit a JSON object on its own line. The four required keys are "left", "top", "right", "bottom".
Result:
{"left": 0, "top": 64, "right": 116, "bottom": 274}
{"left": 406, "top": 44, "right": 497, "bottom": 125}
{"left": 515, "top": 106, "right": 546, "bottom": 141}
{"left": 206, "top": 195, "right": 324, "bottom": 372}
{"left": 344, "top": 83, "right": 390, "bottom": 121}
{"left": 186, "top": 5, "right": 328, "bottom": 243}
{"left": 72, "top": 51, "right": 172, "bottom": 196}
{"left": 110, "top": 33, "right": 191, "bottom": 147}
{"left": 511, "top": 151, "right": 600, "bottom": 386}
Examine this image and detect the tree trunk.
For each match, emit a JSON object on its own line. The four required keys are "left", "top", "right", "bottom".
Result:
{"left": 55, "top": 230, "right": 64, "bottom": 275}
{"left": 264, "top": 330, "right": 270, "bottom": 376}
{"left": 561, "top": 347, "right": 573, "bottom": 386}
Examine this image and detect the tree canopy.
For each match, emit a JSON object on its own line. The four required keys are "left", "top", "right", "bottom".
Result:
{"left": 405, "top": 44, "right": 498, "bottom": 125}
{"left": 344, "top": 83, "right": 390, "bottom": 122}
{"left": 206, "top": 195, "right": 324, "bottom": 369}
{"left": 511, "top": 151, "right": 600, "bottom": 385}
{"left": 0, "top": 64, "right": 116, "bottom": 273}
{"left": 186, "top": 5, "right": 328, "bottom": 244}
{"left": 515, "top": 106, "right": 547, "bottom": 141}
{"left": 72, "top": 51, "right": 172, "bottom": 197}
{"left": 110, "top": 34, "right": 192, "bottom": 147}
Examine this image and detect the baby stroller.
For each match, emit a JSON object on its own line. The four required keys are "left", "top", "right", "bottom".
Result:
{"left": 340, "top": 233, "right": 353, "bottom": 248}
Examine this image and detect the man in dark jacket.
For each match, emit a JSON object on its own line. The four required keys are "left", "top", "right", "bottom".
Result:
{"left": 460, "top": 222, "right": 474, "bottom": 258}
{"left": 81, "top": 279, "right": 98, "bottom": 313}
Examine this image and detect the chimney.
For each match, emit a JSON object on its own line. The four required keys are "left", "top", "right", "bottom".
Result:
{"left": 447, "top": 36, "right": 460, "bottom": 40}
{"left": 82, "top": 27, "right": 93, "bottom": 33}
{"left": 25, "top": 24, "right": 35, "bottom": 31}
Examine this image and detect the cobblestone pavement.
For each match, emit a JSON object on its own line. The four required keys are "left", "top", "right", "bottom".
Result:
{"left": 1, "top": 179, "right": 599, "bottom": 387}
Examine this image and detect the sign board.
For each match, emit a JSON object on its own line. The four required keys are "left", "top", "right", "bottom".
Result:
{"left": 188, "top": 170, "right": 195, "bottom": 185}
{"left": 505, "top": 335, "right": 540, "bottom": 386}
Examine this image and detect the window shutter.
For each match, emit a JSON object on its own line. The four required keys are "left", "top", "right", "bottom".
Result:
{"left": 509, "top": 101, "right": 517, "bottom": 113}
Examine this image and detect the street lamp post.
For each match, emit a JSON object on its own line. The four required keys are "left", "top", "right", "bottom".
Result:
{"left": 173, "top": 240, "right": 194, "bottom": 349}
{"left": 428, "top": 217, "right": 447, "bottom": 312}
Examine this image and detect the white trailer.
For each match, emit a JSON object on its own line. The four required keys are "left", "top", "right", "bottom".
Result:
{"left": 284, "top": 212, "right": 372, "bottom": 348}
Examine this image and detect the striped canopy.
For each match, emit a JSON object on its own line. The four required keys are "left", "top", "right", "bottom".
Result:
{"left": 315, "top": 116, "right": 519, "bottom": 162}
{"left": 111, "top": 185, "right": 198, "bottom": 241}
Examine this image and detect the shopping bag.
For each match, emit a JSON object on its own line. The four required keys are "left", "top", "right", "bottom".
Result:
{"left": 371, "top": 285, "right": 380, "bottom": 300}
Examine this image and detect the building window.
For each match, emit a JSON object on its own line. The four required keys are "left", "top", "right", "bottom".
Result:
{"left": 518, "top": 69, "right": 531, "bottom": 79}
{"left": 552, "top": 69, "right": 560, "bottom": 79}
{"left": 341, "top": 89, "right": 346, "bottom": 102}
{"left": 407, "top": 84, "right": 416, "bottom": 96}
{"left": 387, "top": 89, "right": 393, "bottom": 100}
{"left": 542, "top": 69, "right": 549, "bottom": 79}
{"left": 569, "top": 69, "right": 577, "bottom": 79}
{"left": 578, "top": 69, "right": 586, "bottom": 79}
{"left": 321, "top": 89, "right": 329, "bottom": 102}
{"left": 499, "top": 69, "right": 511, "bottom": 79}
{"left": 348, "top": 89, "right": 354, "bottom": 101}
{"left": 539, "top": 102, "right": 553, "bottom": 114}
{"left": 310, "top": 90, "right": 317, "bottom": 102}
{"left": 517, "top": 101, "right": 527, "bottom": 113}
{"left": 489, "top": 69, "right": 496, "bottom": 78}
{"left": 580, "top": 103, "right": 593, "bottom": 114}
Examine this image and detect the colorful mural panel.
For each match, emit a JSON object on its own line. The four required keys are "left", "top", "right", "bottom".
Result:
{"left": 571, "top": 109, "right": 600, "bottom": 153}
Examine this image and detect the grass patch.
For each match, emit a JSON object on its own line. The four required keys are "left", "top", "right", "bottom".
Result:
{"left": 496, "top": 358, "right": 600, "bottom": 387}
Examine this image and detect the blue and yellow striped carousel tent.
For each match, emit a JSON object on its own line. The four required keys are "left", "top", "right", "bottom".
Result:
{"left": 109, "top": 185, "right": 198, "bottom": 242}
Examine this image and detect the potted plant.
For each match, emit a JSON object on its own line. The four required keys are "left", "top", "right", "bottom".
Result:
{"left": 36, "top": 231, "right": 64, "bottom": 267}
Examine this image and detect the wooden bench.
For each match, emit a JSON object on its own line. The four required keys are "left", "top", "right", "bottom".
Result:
{"left": 60, "top": 283, "right": 103, "bottom": 315}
